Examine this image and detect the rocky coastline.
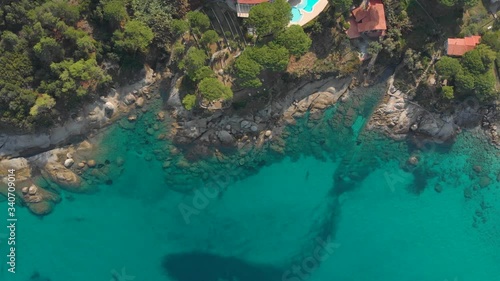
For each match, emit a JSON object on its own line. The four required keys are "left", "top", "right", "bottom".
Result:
{"left": 167, "top": 75, "right": 353, "bottom": 150}
{"left": 1, "top": 67, "right": 498, "bottom": 216}
{"left": 369, "top": 75, "right": 500, "bottom": 147}
{"left": 0, "top": 66, "right": 164, "bottom": 215}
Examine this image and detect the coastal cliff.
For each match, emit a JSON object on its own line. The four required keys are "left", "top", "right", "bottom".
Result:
{"left": 1, "top": 67, "right": 498, "bottom": 216}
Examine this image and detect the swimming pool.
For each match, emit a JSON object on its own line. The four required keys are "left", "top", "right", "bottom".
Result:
{"left": 290, "top": 0, "right": 321, "bottom": 24}
{"left": 296, "top": 0, "right": 320, "bottom": 12}
{"left": 291, "top": 7, "right": 303, "bottom": 23}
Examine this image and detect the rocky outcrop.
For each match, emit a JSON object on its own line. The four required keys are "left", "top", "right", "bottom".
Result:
{"left": 43, "top": 162, "right": 83, "bottom": 192}
{"left": 367, "top": 75, "right": 492, "bottom": 143}
{"left": 21, "top": 182, "right": 61, "bottom": 216}
{"left": 0, "top": 159, "right": 61, "bottom": 216}
{"left": 170, "top": 77, "right": 351, "bottom": 148}
{"left": 283, "top": 83, "right": 350, "bottom": 124}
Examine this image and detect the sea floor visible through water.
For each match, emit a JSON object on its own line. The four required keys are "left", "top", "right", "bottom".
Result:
{"left": 1, "top": 83, "right": 499, "bottom": 281}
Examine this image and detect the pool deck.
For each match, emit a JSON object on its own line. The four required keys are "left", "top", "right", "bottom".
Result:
{"left": 289, "top": 0, "right": 329, "bottom": 26}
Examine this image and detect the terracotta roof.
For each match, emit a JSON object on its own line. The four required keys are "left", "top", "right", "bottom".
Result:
{"left": 237, "top": 0, "right": 269, "bottom": 4}
{"left": 347, "top": 0, "right": 386, "bottom": 39}
{"left": 447, "top": 36, "right": 481, "bottom": 56}
{"left": 352, "top": 6, "right": 369, "bottom": 21}
{"left": 346, "top": 18, "right": 361, "bottom": 39}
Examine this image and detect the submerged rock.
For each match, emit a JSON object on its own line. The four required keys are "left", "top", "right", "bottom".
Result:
{"left": 128, "top": 115, "right": 137, "bottom": 122}
{"left": 473, "top": 165, "right": 482, "bottom": 174}
{"left": 479, "top": 176, "right": 491, "bottom": 188}
{"left": 464, "top": 187, "right": 473, "bottom": 199}
{"left": 407, "top": 155, "right": 419, "bottom": 166}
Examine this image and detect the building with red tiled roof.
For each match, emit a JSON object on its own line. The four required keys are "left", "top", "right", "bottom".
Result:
{"left": 446, "top": 36, "right": 481, "bottom": 56}
{"left": 346, "top": 0, "right": 387, "bottom": 39}
{"left": 235, "top": 0, "right": 269, "bottom": 17}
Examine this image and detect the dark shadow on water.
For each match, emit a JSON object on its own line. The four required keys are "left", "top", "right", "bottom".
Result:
{"left": 162, "top": 252, "right": 283, "bottom": 281}
{"left": 28, "top": 271, "right": 50, "bottom": 281}
{"left": 407, "top": 168, "right": 429, "bottom": 195}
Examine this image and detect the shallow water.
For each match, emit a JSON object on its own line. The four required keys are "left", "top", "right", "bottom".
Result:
{"left": 1, "top": 82, "right": 499, "bottom": 281}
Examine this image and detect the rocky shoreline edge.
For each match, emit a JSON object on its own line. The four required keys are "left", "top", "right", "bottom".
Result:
{"left": 1, "top": 68, "right": 498, "bottom": 216}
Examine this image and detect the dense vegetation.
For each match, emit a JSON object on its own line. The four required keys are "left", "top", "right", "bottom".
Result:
{"left": 175, "top": 11, "right": 235, "bottom": 107}
{"left": 175, "top": 0, "right": 314, "bottom": 111}
{"left": 232, "top": 0, "right": 312, "bottom": 89}
{"left": 435, "top": 44, "right": 498, "bottom": 101}
{"left": 0, "top": 0, "right": 188, "bottom": 130}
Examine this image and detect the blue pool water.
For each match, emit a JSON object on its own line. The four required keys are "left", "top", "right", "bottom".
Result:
{"left": 292, "top": 8, "right": 303, "bottom": 23}
{"left": 291, "top": 0, "right": 321, "bottom": 23}
{"left": 297, "top": 0, "right": 320, "bottom": 12}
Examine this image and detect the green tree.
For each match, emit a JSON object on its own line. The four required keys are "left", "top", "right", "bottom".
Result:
{"left": 0, "top": 84, "right": 37, "bottom": 121}
{"left": 1, "top": 31, "right": 20, "bottom": 51}
{"left": 193, "top": 66, "right": 215, "bottom": 82}
{"left": 367, "top": 41, "right": 383, "bottom": 55}
{"left": 3, "top": 0, "right": 36, "bottom": 31}
{"left": 0, "top": 51, "right": 34, "bottom": 86}
{"left": 248, "top": 2, "right": 274, "bottom": 38}
{"left": 276, "top": 25, "right": 311, "bottom": 56}
{"left": 234, "top": 54, "right": 263, "bottom": 88}
{"left": 102, "top": 0, "right": 129, "bottom": 27}
{"left": 182, "top": 94, "right": 197, "bottom": 110}
{"left": 435, "top": 56, "right": 462, "bottom": 79}
{"left": 171, "top": 19, "right": 189, "bottom": 38}
{"left": 200, "top": 30, "right": 219, "bottom": 48}
{"left": 198, "top": 77, "right": 233, "bottom": 101}
{"left": 249, "top": 44, "right": 289, "bottom": 72}
{"left": 438, "top": 0, "right": 459, "bottom": 6}
{"left": 44, "top": 58, "right": 111, "bottom": 98}
{"left": 442, "top": 86, "right": 454, "bottom": 99}
{"left": 29, "top": 94, "right": 56, "bottom": 116}
{"left": 186, "top": 11, "right": 210, "bottom": 34}
{"left": 474, "top": 72, "right": 497, "bottom": 101}
{"left": 462, "top": 0, "right": 479, "bottom": 8}
{"left": 179, "top": 47, "right": 207, "bottom": 79}
{"left": 272, "top": 0, "right": 292, "bottom": 32}
{"left": 462, "top": 48, "right": 487, "bottom": 74}
{"left": 475, "top": 44, "right": 496, "bottom": 69}
{"left": 248, "top": 0, "right": 291, "bottom": 39}
{"left": 113, "top": 20, "right": 154, "bottom": 54}
{"left": 36, "top": 1, "right": 81, "bottom": 26}
{"left": 455, "top": 72, "right": 475, "bottom": 94}
{"left": 481, "top": 31, "right": 500, "bottom": 52}
{"left": 331, "top": 0, "right": 353, "bottom": 13}
{"left": 129, "top": 0, "right": 175, "bottom": 47}
{"left": 171, "top": 41, "right": 185, "bottom": 61}
{"left": 33, "top": 37, "right": 64, "bottom": 65}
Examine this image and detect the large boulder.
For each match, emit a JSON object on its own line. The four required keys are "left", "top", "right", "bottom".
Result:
{"left": 64, "top": 158, "right": 74, "bottom": 168}
{"left": 43, "top": 162, "right": 84, "bottom": 192}
{"left": 124, "top": 93, "right": 136, "bottom": 105}
{"left": 104, "top": 102, "right": 115, "bottom": 117}
{"left": 135, "top": 97, "right": 145, "bottom": 108}
{"left": 216, "top": 130, "right": 235, "bottom": 144}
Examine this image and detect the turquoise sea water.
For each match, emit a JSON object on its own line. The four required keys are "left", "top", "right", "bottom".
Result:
{"left": 1, "top": 82, "right": 499, "bottom": 281}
